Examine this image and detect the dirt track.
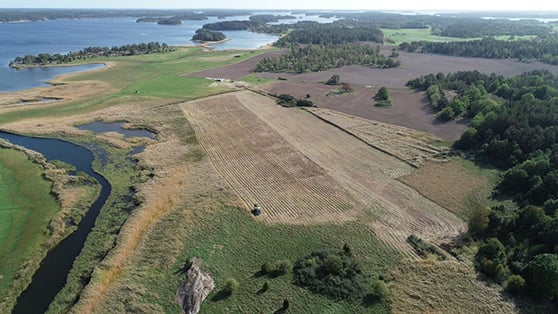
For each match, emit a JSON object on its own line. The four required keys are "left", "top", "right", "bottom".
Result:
{"left": 182, "top": 91, "right": 466, "bottom": 256}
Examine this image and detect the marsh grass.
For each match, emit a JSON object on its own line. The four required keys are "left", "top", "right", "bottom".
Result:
{"left": 47, "top": 138, "right": 142, "bottom": 313}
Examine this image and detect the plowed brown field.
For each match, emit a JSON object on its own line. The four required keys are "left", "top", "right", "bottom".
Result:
{"left": 181, "top": 91, "right": 465, "bottom": 256}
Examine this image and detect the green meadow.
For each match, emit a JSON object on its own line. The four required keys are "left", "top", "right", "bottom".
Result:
{"left": 0, "top": 148, "right": 58, "bottom": 293}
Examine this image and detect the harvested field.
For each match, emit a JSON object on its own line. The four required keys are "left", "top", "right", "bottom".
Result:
{"left": 182, "top": 91, "right": 465, "bottom": 256}
{"left": 399, "top": 158, "right": 499, "bottom": 217}
{"left": 262, "top": 81, "right": 468, "bottom": 140}
{"left": 181, "top": 94, "right": 362, "bottom": 225}
{"left": 306, "top": 107, "right": 450, "bottom": 167}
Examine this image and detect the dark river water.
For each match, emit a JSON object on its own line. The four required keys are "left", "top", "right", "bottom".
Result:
{"left": 0, "top": 131, "right": 111, "bottom": 314}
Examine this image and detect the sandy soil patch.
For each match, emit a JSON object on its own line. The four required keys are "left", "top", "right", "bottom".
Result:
{"left": 183, "top": 91, "right": 465, "bottom": 256}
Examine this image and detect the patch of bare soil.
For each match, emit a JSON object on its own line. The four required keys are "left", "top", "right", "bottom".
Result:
{"left": 184, "top": 91, "right": 465, "bottom": 257}
{"left": 261, "top": 81, "right": 468, "bottom": 140}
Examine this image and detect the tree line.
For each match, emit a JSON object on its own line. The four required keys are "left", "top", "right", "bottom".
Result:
{"left": 9, "top": 42, "right": 173, "bottom": 67}
{"left": 192, "top": 29, "right": 226, "bottom": 42}
{"left": 255, "top": 43, "right": 399, "bottom": 73}
{"left": 400, "top": 36, "right": 558, "bottom": 65}
{"left": 408, "top": 69, "right": 558, "bottom": 300}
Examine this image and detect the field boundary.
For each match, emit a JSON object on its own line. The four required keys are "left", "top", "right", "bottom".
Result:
{"left": 303, "top": 108, "right": 419, "bottom": 168}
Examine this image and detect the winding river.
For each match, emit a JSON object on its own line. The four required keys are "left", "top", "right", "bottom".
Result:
{"left": 0, "top": 131, "right": 111, "bottom": 314}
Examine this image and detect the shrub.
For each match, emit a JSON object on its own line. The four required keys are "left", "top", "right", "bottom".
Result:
{"left": 505, "top": 274, "right": 525, "bottom": 294}
{"left": 368, "top": 280, "right": 391, "bottom": 302}
{"left": 293, "top": 246, "right": 367, "bottom": 301}
{"left": 261, "top": 261, "right": 273, "bottom": 275}
{"left": 276, "top": 260, "right": 292, "bottom": 275}
{"left": 224, "top": 277, "right": 239, "bottom": 293}
{"left": 406, "top": 235, "right": 447, "bottom": 260}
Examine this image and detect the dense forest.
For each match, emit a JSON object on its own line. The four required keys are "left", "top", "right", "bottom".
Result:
{"left": 201, "top": 20, "right": 259, "bottom": 31}
{"left": 274, "top": 24, "right": 384, "bottom": 46}
{"left": 255, "top": 44, "right": 398, "bottom": 73}
{"left": 192, "top": 29, "right": 226, "bottom": 42}
{"left": 408, "top": 70, "right": 558, "bottom": 299}
{"left": 400, "top": 36, "right": 558, "bottom": 65}
{"left": 9, "top": 42, "right": 173, "bottom": 67}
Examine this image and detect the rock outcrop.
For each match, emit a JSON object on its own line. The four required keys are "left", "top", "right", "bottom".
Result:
{"left": 176, "top": 258, "right": 215, "bottom": 314}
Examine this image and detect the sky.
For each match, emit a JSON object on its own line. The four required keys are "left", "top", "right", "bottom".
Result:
{"left": 2, "top": 0, "right": 558, "bottom": 12}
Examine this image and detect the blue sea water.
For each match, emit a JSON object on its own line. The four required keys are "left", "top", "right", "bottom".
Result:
{"left": 0, "top": 14, "right": 288, "bottom": 92}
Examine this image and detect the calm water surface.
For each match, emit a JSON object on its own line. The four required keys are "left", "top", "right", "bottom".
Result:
{"left": 0, "top": 15, "right": 279, "bottom": 91}
{"left": 0, "top": 13, "right": 336, "bottom": 92}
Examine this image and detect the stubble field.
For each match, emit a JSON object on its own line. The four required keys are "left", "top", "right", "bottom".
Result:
{"left": 183, "top": 91, "right": 465, "bottom": 256}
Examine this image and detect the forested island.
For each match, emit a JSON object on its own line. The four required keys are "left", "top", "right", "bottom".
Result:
{"left": 9, "top": 42, "right": 173, "bottom": 68}
{"left": 192, "top": 29, "right": 226, "bottom": 42}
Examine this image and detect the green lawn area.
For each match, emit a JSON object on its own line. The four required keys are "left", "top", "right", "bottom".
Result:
{"left": 382, "top": 28, "right": 477, "bottom": 46}
{"left": 0, "top": 148, "right": 59, "bottom": 293}
{"left": 239, "top": 74, "right": 275, "bottom": 85}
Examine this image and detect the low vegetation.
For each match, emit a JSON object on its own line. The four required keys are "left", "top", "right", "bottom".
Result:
{"left": 293, "top": 245, "right": 373, "bottom": 302}
{"left": 275, "top": 93, "right": 314, "bottom": 107}
{"left": 406, "top": 235, "right": 446, "bottom": 260}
